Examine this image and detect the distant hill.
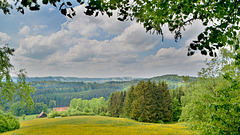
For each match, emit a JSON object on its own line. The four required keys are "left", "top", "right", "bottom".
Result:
{"left": 7, "top": 74, "right": 197, "bottom": 108}
{"left": 126, "top": 74, "right": 197, "bottom": 89}
{"left": 12, "top": 76, "right": 138, "bottom": 83}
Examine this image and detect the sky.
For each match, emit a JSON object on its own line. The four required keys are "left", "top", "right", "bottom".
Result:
{"left": 0, "top": 4, "right": 210, "bottom": 78}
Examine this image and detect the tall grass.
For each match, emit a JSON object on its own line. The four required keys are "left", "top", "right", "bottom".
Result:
{"left": 3, "top": 116, "right": 197, "bottom": 135}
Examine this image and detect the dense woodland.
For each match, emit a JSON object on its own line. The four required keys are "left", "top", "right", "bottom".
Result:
{"left": 47, "top": 81, "right": 183, "bottom": 124}
{"left": 11, "top": 77, "right": 135, "bottom": 83}
{"left": 30, "top": 81, "right": 130, "bottom": 107}
{"left": 108, "top": 81, "right": 173, "bottom": 123}
{"left": 2, "top": 74, "right": 191, "bottom": 113}
{"left": 29, "top": 74, "right": 192, "bottom": 107}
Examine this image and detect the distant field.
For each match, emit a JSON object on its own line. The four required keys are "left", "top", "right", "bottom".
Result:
{"left": 3, "top": 116, "right": 196, "bottom": 135}
{"left": 18, "top": 114, "right": 38, "bottom": 122}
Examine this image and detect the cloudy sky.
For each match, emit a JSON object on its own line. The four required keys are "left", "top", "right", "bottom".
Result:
{"left": 0, "top": 4, "right": 209, "bottom": 78}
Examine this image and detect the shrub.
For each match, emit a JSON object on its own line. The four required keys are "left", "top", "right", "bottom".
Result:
{"left": 48, "top": 110, "right": 60, "bottom": 118}
{"left": 22, "top": 114, "right": 26, "bottom": 121}
{"left": 138, "top": 117, "right": 146, "bottom": 122}
{"left": 0, "top": 111, "right": 20, "bottom": 133}
{"left": 99, "top": 112, "right": 106, "bottom": 116}
{"left": 154, "top": 120, "right": 164, "bottom": 124}
{"left": 60, "top": 111, "right": 68, "bottom": 117}
{"left": 83, "top": 107, "right": 92, "bottom": 113}
{"left": 105, "top": 112, "right": 110, "bottom": 116}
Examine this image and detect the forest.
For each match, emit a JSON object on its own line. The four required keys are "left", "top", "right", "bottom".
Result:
{"left": 108, "top": 81, "right": 173, "bottom": 123}
{"left": 44, "top": 81, "right": 183, "bottom": 124}
{"left": 2, "top": 74, "right": 192, "bottom": 112}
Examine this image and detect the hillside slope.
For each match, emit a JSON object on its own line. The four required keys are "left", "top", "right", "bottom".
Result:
{"left": 2, "top": 116, "right": 195, "bottom": 135}
{"left": 5, "top": 74, "right": 197, "bottom": 109}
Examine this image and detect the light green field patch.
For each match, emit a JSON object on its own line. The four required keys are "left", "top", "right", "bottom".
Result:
{"left": 3, "top": 116, "right": 197, "bottom": 135}
{"left": 18, "top": 114, "right": 38, "bottom": 122}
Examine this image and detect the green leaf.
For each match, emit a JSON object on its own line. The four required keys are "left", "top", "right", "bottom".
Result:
{"left": 221, "top": 23, "right": 228, "bottom": 28}
{"left": 201, "top": 50, "right": 207, "bottom": 55}
{"left": 42, "top": 0, "right": 48, "bottom": 4}
{"left": 190, "top": 43, "right": 197, "bottom": 50}
{"left": 228, "top": 40, "right": 234, "bottom": 45}
{"left": 66, "top": 2, "right": 72, "bottom": 6}
{"left": 209, "top": 51, "right": 213, "bottom": 57}
{"left": 198, "top": 33, "right": 204, "bottom": 41}
{"left": 203, "top": 21, "right": 208, "bottom": 26}
{"left": 61, "top": 9, "right": 67, "bottom": 16}
{"left": 235, "top": 44, "right": 239, "bottom": 50}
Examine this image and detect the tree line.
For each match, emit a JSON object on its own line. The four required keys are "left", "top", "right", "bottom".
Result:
{"left": 48, "top": 97, "right": 108, "bottom": 118}
{"left": 9, "top": 102, "right": 48, "bottom": 116}
{"left": 29, "top": 75, "right": 190, "bottom": 108}
{"left": 2, "top": 75, "right": 187, "bottom": 112}
{"left": 108, "top": 81, "right": 177, "bottom": 123}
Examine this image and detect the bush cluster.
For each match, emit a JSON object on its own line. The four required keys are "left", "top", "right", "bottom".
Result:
{"left": 47, "top": 108, "right": 101, "bottom": 118}
{"left": 0, "top": 111, "right": 20, "bottom": 133}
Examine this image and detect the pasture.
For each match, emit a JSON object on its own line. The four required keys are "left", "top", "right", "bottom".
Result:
{"left": 3, "top": 116, "right": 196, "bottom": 135}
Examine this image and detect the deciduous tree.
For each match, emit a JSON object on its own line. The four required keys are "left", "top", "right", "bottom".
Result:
{"left": 0, "top": 45, "right": 35, "bottom": 107}
{"left": 180, "top": 47, "right": 240, "bottom": 134}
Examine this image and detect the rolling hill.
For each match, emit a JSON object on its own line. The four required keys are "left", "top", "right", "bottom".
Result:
{"left": 2, "top": 116, "right": 195, "bottom": 135}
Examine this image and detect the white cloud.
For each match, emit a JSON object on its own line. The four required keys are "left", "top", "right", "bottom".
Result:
{"left": 0, "top": 32, "right": 11, "bottom": 43}
{"left": 181, "top": 20, "right": 205, "bottom": 39}
{"left": 65, "top": 6, "right": 131, "bottom": 37}
{"left": 12, "top": 5, "right": 207, "bottom": 78}
{"left": 49, "top": 7, "right": 55, "bottom": 11}
{"left": 161, "top": 20, "right": 205, "bottom": 42}
{"left": 33, "top": 25, "right": 48, "bottom": 32}
{"left": 112, "top": 23, "right": 159, "bottom": 52}
{"left": 18, "top": 26, "right": 31, "bottom": 36}
{"left": 141, "top": 42, "right": 209, "bottom": 77}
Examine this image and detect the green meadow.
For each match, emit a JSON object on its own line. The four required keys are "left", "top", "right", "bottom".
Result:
{"left": 18, "top": 114, "right": 38, "bottom": 122}
{"left": 3, "top": 116, "right": 196, "bottom": 135}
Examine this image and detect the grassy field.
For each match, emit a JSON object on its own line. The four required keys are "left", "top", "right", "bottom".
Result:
{"left": 18, "top": 114, "right": 38, "bottom": 122}
{"left": 3, "top": 116, "right": 197, "bottom": 135}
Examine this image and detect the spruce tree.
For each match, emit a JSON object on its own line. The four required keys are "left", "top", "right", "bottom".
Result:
{"left": 161, "top": 81, "right": 173, "bottom": 122}
{"left": 144, "top": 80, "right": 157, "bottom": 122}
{"left": 155, "top": 81, "right": 164, "bottom": 121}
{"left": 123, "top": 86, "right": 135, "bottom": 118}
{"left": 117, "top": 91, "right": 126, "bottom": 116}
{"left": 108, "top": 91, "right": 126, "bottom": 117}
{"left": 150, "top": 81, "right": 161, "bottom": 122}
{"left": 108, "top": 92, "right": 116, "bottom": 117}
{"left": 132, "top": 81, "right": 146, "bottom": 121}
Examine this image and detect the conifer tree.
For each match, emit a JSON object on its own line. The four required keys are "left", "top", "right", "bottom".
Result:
{"left": 117, "top": 91, "right": 126, "bottom": 116}
{"left": 132, "top": 81, "right": 146, "bottom": 121}
{"left": 155, "top": 81, "right": 165, "bottom": 121}
{"left": 123, "top": 86, "right": 135, "bottom": 118}
{"left": 107, "top": 92, "right": 116, "bottom": 117}
{"left": 144, "top": 80, "right": 157, "bottom": 122}
{"left": 108, "top": 91, "right": 126, "bottom": 117}
{"left": 160, "top": 81, "right": 173, "bottom": 122}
